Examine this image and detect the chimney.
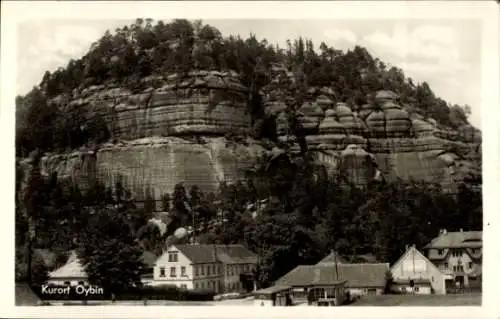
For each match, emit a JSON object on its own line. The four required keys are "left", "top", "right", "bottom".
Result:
{"left": 212, "top": 245, "right": 218, "bottom": 263}
{"left": 460, "top": 228, "right": 463, "bottom": 232}
{"left": 443, "top": 229, "right": 447, "bottom": 235}
{"left": 405, "top": 245, "right": 409, "bottom": 251}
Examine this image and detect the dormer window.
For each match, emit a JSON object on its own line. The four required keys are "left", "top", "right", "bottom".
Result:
{"left": 438, "top": 249, "right": 443, "bottom": 255}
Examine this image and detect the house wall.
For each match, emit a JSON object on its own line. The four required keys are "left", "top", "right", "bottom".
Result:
{"left": 392, "top": 284, "right": 432, "bottom": 295}
{"left": 223, "top": 263, "right": 254, "bottom": 293}
{"left": 391, "top": 248, "right": 446, "bottom": 295}
{"left": 153, "top": 247, "right": 195, "bottom": 289}
{"left": 430, "top": 248, "right": 481, "bottom": 287}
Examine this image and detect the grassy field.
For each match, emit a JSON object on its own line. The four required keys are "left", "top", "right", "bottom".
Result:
{"left": 348, "top": 293, "right": 482, "bottom": 306}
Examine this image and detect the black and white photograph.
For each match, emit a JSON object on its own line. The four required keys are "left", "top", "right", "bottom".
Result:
{"left": 2, "top": 1, "right": 499, "bottom": 318}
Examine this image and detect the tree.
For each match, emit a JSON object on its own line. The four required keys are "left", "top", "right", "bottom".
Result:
{"left": 31, "top": 255, "right": 49, "bottom": 286}
{"left": 78, "top": 206, "right": 146, "bottom": 294}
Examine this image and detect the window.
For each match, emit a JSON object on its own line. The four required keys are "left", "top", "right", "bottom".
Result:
{"left": 414, "top": 287, "right": 419, "bottom": 292}
{"left": 195, "top": 266, "right": 199, "bottom": 276}
{"left": 438, "top": 249, "right": 444, "bottom": 255}
{"left": 78, "top": 281, "right": 85, "bottom": 285}
{"left": 444, "top": 262, "right": 448, "bottom": 269}
{"left": 170, "top": 267, "right": 177, "bottom": 277}
{"left": 201, "top": 282, "right": 205, "bottom": 289}
{"left": 218, "top": 265, "right": 221, "bottom": 274}
{"left": 168, "top": 252, "right": 178, "bottom": 262}
{"left": 159, "top": 267, "right": 166, "bottom": 277}
{"left": 64, "top": 281, "right": 70, "bottom": 286}
{"left": 207, "top": 265, "right": 211, "bottom": 276}
{"left": 212, "top": 264, "right": 216, "bottom": 274}
{"left": 468, "top": 262, "right": 473, "bottom": 269}
{"left": 453, "top": 266, "right": 457, "bottom": 272}
{"left": 208, "top": 281, "right": 211, "bottom": 288}
{"left": 181, "top": 266, "right": 186, "bottom": 277}
{"left": 227, "top": 267, "right": 230, "bottom": 276}
{"left": 195, "top": 283, "right": 199, "bottom": 289}
{"left": 471, "top": 249, "right": 476, "bottom": 254}
{"left": 201, "top": 265, "right": 205, "bottom": 276}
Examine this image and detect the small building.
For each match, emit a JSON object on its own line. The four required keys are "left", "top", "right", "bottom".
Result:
{"left": 47, "top": 251, "right": 88, "bottom": 286}
{"left": 317, "top": 251, "right": 389, "bottom": 296}
{"left": 275, "top": 265, "right": 347, "bottom": 306}
{"left": 253, "top": 285, "right": 293, "bottom": 307}
{"left": 153, "top": 244, "right": 257, "bottom": 293}
{"left": 424, "top": 229, "right": 482, "bottom": 290}
{"left": 391, "top": 245, "right": 446, "bottom": 295}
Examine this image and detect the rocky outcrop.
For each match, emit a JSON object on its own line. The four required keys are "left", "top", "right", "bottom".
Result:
{"left": 270, "top": 86, "right": 481, "bottom": 190}
{"left": 63, "top": 71, "right": 251, "bottom": 141}
{"left": 38, "top": 137, "right": 266, "bottom": 202}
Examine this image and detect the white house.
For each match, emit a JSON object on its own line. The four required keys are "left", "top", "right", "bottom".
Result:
{"left": 425, "top": 229, "right": 482, "bottom": 289}
{"left": 153, "top": 244, "right": 258, "bottom": 293}
{"left": 47, "top": 251, "right": 89, "bottom": 286}
{"left": 390, "top": 245, "right": 446, "bottom": 295}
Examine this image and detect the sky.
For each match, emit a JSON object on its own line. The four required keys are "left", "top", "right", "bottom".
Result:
{"left": 17, "top": 19, "right": 482, "bottom": 128}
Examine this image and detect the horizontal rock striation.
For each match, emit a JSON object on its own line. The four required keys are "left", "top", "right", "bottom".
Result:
{"left": 62, "top": 71, "right": 251, "bottom": 141}
{"left": 38, "top": 137, "right": 266, "bottom": 202}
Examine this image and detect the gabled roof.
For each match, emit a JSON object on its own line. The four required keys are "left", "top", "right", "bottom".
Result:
{"left": 391, "top": 246, "right": 442, "bottom": 275}
{"left": 275, "top": 265, "right": 346, "bottom": 287}
{"left": 424, "top": 231, "right": 482, "bottom": 249}
{"left": 48, "top": 251, "right": 87, "bottom": 279}
{"left": 169, "top": 244, "right": 257, "bottom": 265}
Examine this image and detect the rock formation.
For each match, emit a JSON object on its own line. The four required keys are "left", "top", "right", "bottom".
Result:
{"left": 34, "top": 71, "right": 267, "bottom": 201}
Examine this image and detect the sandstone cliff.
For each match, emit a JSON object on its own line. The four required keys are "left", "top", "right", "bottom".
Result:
{"left": 268, "top": 68, "right": 481, "bottom": 191}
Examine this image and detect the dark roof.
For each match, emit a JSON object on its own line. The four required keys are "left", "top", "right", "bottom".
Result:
{"left": 276, "top": 265, "right": 346, "bottom": 287}
{"left": 141, "top": 250, "right": 158, "bottom": 268}
{"left": 424, "top": 231, "right": 482, "bottom": 249}
{"left": 254, "top": 285, "right": 292, "bottom": 295}
{"left": 337, "top": 263, "right": 390, "bottom": 288}
{"left": 277, "top": 263, "right": 389, "bottom": 289}
{"left": 173, "top": 244, "right": 257, "bottom": 264}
